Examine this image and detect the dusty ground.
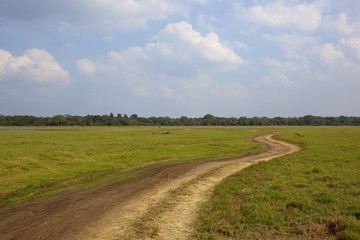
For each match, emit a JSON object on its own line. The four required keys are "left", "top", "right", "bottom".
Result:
{"left": 0, "top": 133, "right": 300, "bottom": 240}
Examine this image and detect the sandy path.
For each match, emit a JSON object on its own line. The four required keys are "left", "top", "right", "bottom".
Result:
{"left": 0, "top": 133, "right": 300, "bottom": 240}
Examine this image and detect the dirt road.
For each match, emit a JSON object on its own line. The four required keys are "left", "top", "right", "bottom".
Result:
{"left": 0, "top": 133, "right": 300, "bottom": 240}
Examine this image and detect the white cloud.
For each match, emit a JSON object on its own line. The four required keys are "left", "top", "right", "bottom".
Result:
{"left": 187, "top": 0, "right": 209, "bottom": 5}
{"left": 77, "top": 58, "right": 96, "bottom": 75}
{"left": 340, "top": 38, "right": 360, "bottom": 60}
{"left": 264, "top": 33, "right": 316, "bottom": 60}
{"left": 182, "top": 74, "right": 212, "bottom": 90}
{"left": 77, "top": 57, "right": 119, "bottom": 77}
{"left": 262, "top": 58, "right": 299, "bottom": 87}
{"left": 263, "top": 58, "right": 283, "bottom": 69}
{"left": 77, "top": 22, "right": 246, "bottom": 102}
{"left": 241, "top": 1, "right": 322, "bottom": 31}
{"left": 131, "top": 85, "right": 150, "bottom": 97}
{"left": 80, "top": 21, "right": 244, "bottom": 77}
{"left": 88, "top": 0, "right": 185, "bottom": 29}
{"left": 319, "top": 43, "right": 344, "bottom": 64}
{"left": 264, "top": 33, "right": 316, "bottom": 50}
{"left": 263, "top": 58, "right": 299, "bottom": 72}
{"left": 0, "top": 48, "right": 70, "bottom": 84}
{"left": 234, "top": 41, "right": 250, "bottom": 50}
{"left": 162, "top": 85, "right": 183, "bottom": 102}
{"left": 155, "top": 21, "right": 244, "bottom": 69}
{"left": 275, "top": 73, "right": 296, "bottom": 87}
{"left": 0, "top": 0, "right": 186, "bottom": 31}
{"left": 323, "top": 13, "right": 354, "bottom": 34}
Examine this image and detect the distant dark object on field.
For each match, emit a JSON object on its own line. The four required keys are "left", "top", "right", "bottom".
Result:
{"left": 152, "top": 131, "right": 170, "bottom": 135}
{"left": 295, "top": 133, "right": 304, "bottom": 137}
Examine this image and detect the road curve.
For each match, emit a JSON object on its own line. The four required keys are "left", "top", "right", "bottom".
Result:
{"left": 0, "top": 133, "right": 300, "bottom": 240}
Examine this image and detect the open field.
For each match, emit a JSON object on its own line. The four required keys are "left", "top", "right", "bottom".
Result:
{"left": 195, "top": 126, "right": 360, "bottom": 239}
{"left": 0, "top": 126, "right": 359, "bottom": 239}
{"left": 0, "top": 126, "right": 266, "bottom": 209}
{"left": 0, "top": 131, "right": 297, "bottom": 239}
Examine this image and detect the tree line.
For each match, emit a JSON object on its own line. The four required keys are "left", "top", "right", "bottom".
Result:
{"left": 1, "top": 114, "right": 360, "bottom": 126}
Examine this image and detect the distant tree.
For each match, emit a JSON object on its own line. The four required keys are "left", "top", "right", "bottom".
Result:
{"left": 203, "top": 114, "right": 217, "bottom": 126}
{"left": 179, "top": 116, "right": 189, "bottom": 126}
{"left": 1, "top": 114, "right": 360, "bottom": 126}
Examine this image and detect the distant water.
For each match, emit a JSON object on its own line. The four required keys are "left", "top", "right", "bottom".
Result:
{"left": 0, "top": 129, "right": 38, "bottom": 132}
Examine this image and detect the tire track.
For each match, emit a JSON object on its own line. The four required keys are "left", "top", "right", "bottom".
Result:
{"left": 76, "top": 133, "right": 300, "bottom": 240}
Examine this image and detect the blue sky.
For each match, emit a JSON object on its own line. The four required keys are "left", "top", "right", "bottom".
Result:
{"left": 1, "top": 0, "right": 360, "bottom": 117}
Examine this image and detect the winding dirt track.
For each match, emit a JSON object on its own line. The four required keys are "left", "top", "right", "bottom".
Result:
{"left": 0, "top": 133, "right": 300, "bottom": 240}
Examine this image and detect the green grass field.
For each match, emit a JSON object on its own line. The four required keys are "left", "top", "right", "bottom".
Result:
{"left": 0, "top": 126, "right": 266, "bottom": 208}
{"left": 195, "top": 126, "right": 360, "bottom": 240}
{"left": 1, "top": 126, "right": 359, "bottom": 239}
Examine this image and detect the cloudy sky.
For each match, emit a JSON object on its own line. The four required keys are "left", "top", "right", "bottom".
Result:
{"left": 1, "top": 0, "right": 360, "bottom": 117}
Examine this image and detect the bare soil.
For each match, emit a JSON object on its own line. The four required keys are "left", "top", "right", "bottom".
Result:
{"left": 0, "top": 133, "right": 300, "bottom": 240}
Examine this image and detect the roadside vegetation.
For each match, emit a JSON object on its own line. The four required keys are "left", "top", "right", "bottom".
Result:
{"left": 195, "top": 127, "right": 360, "bottom": 239}
{"left": 0, "top": 126, "right": 266, "bottom": 210}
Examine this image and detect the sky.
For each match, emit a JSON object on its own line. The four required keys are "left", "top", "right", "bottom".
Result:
{"left": 0, "top": 0, "right": 360, "bottom": 118}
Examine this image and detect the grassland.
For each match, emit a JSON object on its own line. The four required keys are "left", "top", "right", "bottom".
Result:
{"left": 195, "top": 126, "right": 360, "bottom": 240}
{"left": 0, "top": 126, "right": 267, "bottom": 208}
{"left": 2, "top": 126, "right": 359, "bottom": 239}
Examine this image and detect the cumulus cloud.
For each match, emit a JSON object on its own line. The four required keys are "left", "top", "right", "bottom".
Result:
{"left": 319, "top": 43, "right": 344, "bottom": 64}
{"left": 240, "top": 1, "right": 322, "bottom": 31}
{"left": 0, "top": 48, "right": 70, "bottom": 84}
{"left": 0, "top": 0, "right": 186, "bottom": 31}
{"left": 77, "top": 21, "right": 245, "bottom": 101}
{"left": 154, "top": 21, "right": 244, "bottom": 68}
{"left": 77, "top": 57, "right": 119, "bottom": 77}
{"left": 81, "top": 21, "right": 244, "bottom": 76}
